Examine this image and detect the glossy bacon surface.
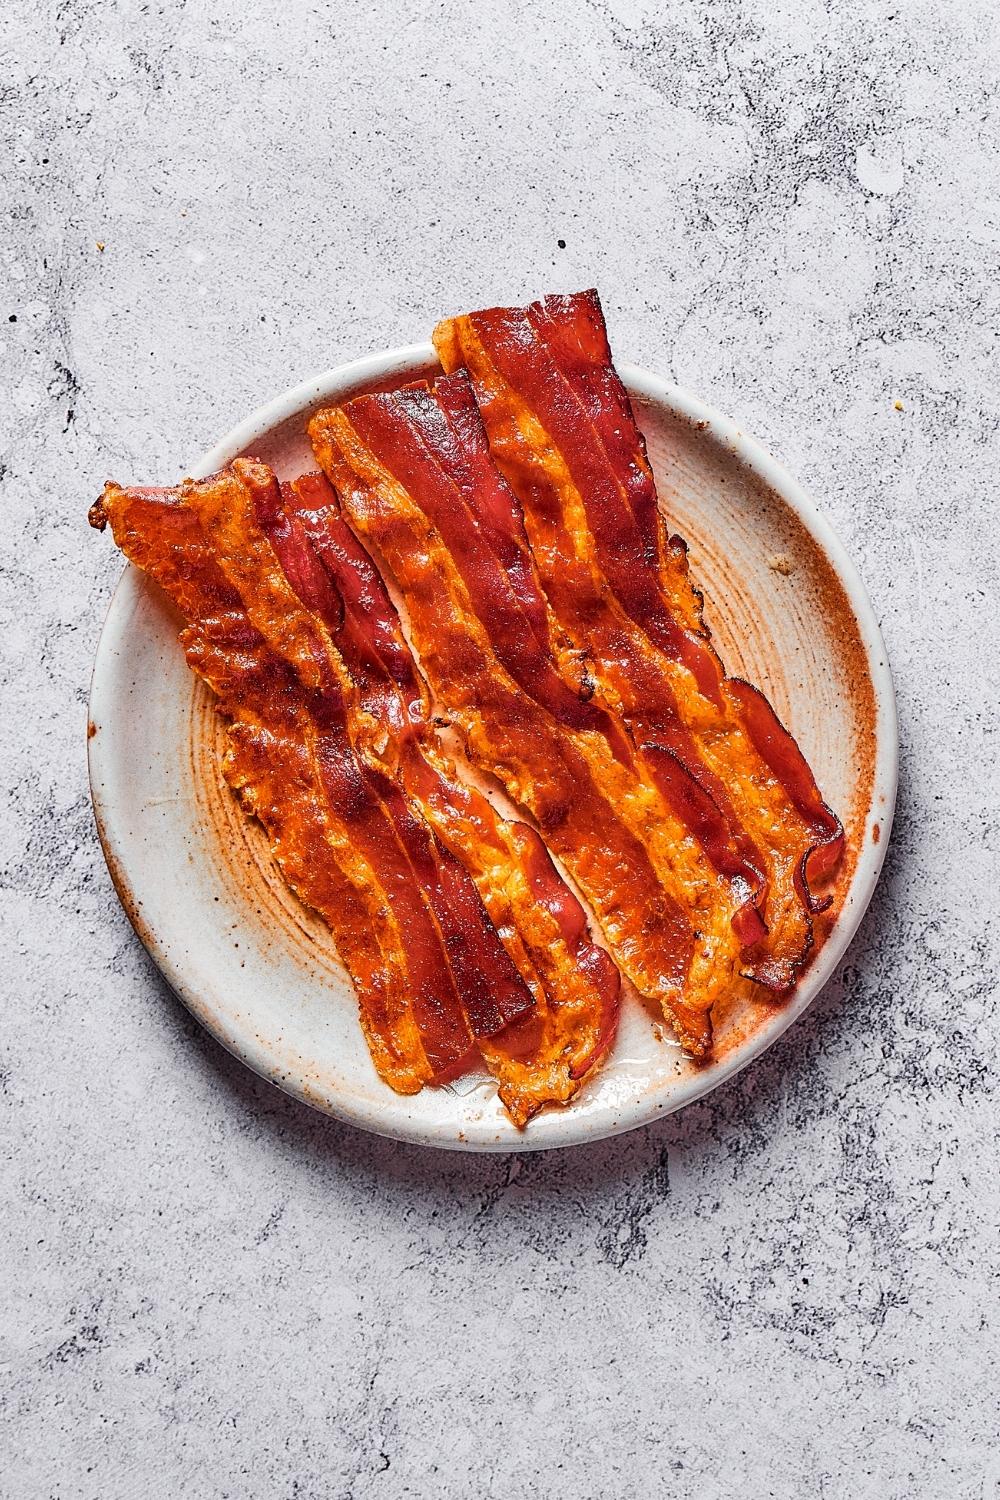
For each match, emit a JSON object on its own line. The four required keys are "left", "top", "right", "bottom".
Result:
{"left": 91, "top": 464, "right": 620, "bottom": 1123}
{"left": 434, "top": 289, "right": 844, "bottom": 989}
{"left": 311, "top": 381, "right": 751, "bottom": 1056}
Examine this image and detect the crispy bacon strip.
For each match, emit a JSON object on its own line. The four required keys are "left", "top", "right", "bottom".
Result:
{"left": 283, "top": 471, "right": 621, "bottom": 1117}
{"left": 310, "top": 383, "right": 748, "bottom": 1056}
{"left": 90, "top": 481, "right": 475, "bottom": 1089}
{"left": 91, "top": 468, "right": 621, "bottom": 1122}
{"left": 434, "top": 289, "right": 844, "bottom": 987}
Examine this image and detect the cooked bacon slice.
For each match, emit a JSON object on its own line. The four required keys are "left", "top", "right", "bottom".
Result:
{"left": 194, "top": 462, "right": 538, "bottom": 1045}
{"left": 284, "top": 472, "right": 621, "bottom": 1117}
{"left": 434, "top": 289, "right": 844, "bottom": 987}
{"left": 310, "top": 384, "right": 751, "bottom": 1056}
{"left": 91, "top": 466, "right": 620, "bottom": 1122}
{"left": 90, "top": 481, "right": 476, "bottom": 1089}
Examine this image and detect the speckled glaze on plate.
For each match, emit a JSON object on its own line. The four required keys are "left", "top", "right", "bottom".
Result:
{"left": 87, "top": 346, "right": 897, "bottom": 1152}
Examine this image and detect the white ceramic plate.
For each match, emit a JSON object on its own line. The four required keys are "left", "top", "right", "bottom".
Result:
{"left": 88, "top": 345, "right": 897, "bottom": 1151}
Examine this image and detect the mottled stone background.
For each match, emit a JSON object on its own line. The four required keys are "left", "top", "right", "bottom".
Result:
{"left": 2, "top": 0, "right": 998, "bottom": 1495}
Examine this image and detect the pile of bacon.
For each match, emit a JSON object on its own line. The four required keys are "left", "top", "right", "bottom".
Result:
{"left": 90, "top": 289, "right": 843, "bottom": 1126}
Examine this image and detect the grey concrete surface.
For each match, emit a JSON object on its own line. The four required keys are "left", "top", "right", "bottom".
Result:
{"left": 2, "top": 1, "right": 998, "bottom": 1495}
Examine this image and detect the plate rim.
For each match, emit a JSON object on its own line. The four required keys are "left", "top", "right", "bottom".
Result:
{"left": 88, "top": 344, "right": 898, "bottom": 1152}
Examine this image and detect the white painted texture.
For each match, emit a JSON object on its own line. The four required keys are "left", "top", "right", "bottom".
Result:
{"left": 2, "top": 1, "right": 998, "bottom": 1495}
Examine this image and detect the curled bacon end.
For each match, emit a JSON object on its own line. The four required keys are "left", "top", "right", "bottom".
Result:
{"left": 517, "top": 829, "right": 621, "bottom": 1080}
{"left": 726, "top": 678, "right": 845, "bottom": 911}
